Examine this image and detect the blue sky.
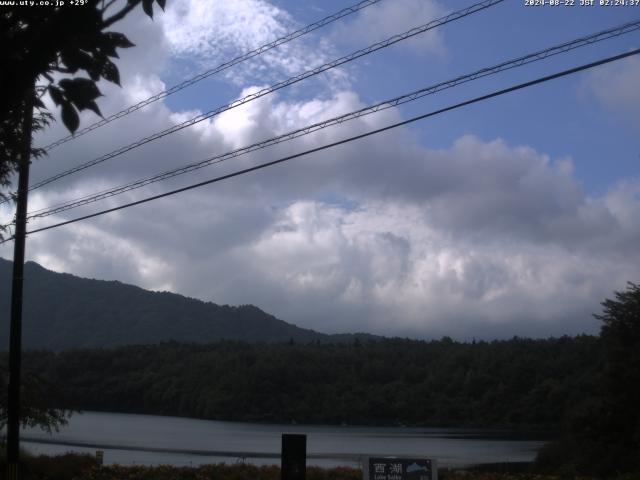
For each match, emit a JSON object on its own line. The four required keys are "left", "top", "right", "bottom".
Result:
{"left": 1, "top": 0, "right": 639, "bottom": 339}
{"left": 160, "top": 0, "right": 639, "bottom": 193}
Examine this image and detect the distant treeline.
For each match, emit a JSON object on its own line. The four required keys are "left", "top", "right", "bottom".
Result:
{"left": 14, "top": 336, "right": 601, "bottom": 429}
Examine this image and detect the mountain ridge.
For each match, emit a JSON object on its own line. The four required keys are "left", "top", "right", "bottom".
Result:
{"left": 0, "top": 257, "right": 377, "bottom": 350}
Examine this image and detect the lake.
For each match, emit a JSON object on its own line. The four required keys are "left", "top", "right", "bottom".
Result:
{"left": 21, "top": 411, "right": 548, "bottom": 468}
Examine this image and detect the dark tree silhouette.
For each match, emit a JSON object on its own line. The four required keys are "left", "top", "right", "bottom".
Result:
{"left": 594, "top": 282, "right": 640, "bottom": 473}
{"left": 536, "top": 282, "right": 640, "bottom": 476}
{"left": 0, "top": 361, "right": 71, "bottom": 433}
{"left": 0, "top": 0, "right": 166, "bottom": 437}
{"left": 0, "top": 0, "right": 165, "bottom": 203}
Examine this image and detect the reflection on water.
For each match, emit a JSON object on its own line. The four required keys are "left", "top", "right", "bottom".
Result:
{"left": 21, "top": 411, "right": 548, "bottom": 468}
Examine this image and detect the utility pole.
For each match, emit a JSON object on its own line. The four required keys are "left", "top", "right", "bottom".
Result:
{"left": 6, "top": 86, "right": 35, "bottom": 480}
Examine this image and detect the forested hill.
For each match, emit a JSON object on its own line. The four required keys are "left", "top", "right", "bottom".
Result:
{"left": 17, "top": 336, "right": 601, "bottom": 429}
{"left": 0, "top": 258, "right": 375, "bottom": 350}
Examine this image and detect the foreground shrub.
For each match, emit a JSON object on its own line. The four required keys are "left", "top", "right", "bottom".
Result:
{"left": 73, "top": 463, "right": 361, "bottom": 480}
{"left": 0, "top": 451, "right": 98, "bottom": 480}
{"left": 26, "top": 453, "right": 98, "bottom": 480}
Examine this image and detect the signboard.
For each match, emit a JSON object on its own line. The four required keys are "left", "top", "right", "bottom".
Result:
{"left": 364, "top": 457, "right": 437, "bottom": 480}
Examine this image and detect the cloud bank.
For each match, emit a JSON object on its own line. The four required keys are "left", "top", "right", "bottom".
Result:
{"left": 2, "top": 0, "right": 638, "bottom": 340}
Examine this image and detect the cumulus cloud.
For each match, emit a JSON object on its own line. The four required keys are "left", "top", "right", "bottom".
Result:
{"left": 236, "top": 198, "right": 632, "bottom": 338}
{"left": 2, "top": 0, "right": 637, "bottom": 341}
{"left": 332, "top": 0, "right": 447, "bottom": 56}
{"left": 162, "top": 0, "right": 291, "bottom": 59}
{"left": 160, "top": 0, "right": 346, "bottom": 87}
{"left": 6, "top": 82, "right": 639, "bottom": 339}
{"left": 582, "top": 55, "right": 640, "bottom": 125}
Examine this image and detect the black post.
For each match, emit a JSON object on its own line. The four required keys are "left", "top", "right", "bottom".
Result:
{"left": 6, "top": 87, "right": 34, "bottom": 480}
{"left": 281, "top": 434, "right": 306, "bottom": 480}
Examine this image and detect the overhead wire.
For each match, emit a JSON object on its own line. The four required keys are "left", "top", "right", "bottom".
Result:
{"left": 1, "top": 47, "right": 635, "bottom": 244}
{"left": 24, "top": 19, "right": 640, "bottom": 220}
{"left": 21, "top": 0, "right": 504, "bottom": 196}
{"left": 40, "top": 0, "right": 385, "bottom": 152}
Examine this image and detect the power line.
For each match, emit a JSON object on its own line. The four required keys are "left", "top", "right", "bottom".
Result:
{"left": 23, "top": 0, "right": 504, "bottom": 195}
{"left": 40, "top": 0, "right": 384, "bottom": 152}
{"left": 24, "top": 19, "right": 640, "bottom": 220}
{"left": 3, "top": 48, "right": 635, "bottom": 243}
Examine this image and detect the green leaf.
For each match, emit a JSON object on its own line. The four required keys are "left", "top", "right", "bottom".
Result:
{"left": 86, "top": 65, "right": 101, "bottom": 82}
{"left": 97, "top": 34, "right": 120, "bottom": 59}
{"left": 85, "top": 100, "right": 102, "bottom": 117}
{"left": 59, "top": 78, "right": 101, "bottom": 102}
{"left": 48, "top": 86, "right": 65, "bottom": 106}
{"left": 101, "top": 59, "right": 120, "bottom": 86}
{"left": 60, "top": 102, "right": 79, "bottom": 133}
{"left": 59, "top": 49, "right": 93, "bottom": 74}
{"left": 156, "top": 0, "right": 166, "bottom": 10}
{"left": 58, "top": 78, "right": 103, "bottom": 115}
{"left": 102, "top": 32, "right": 135, "bottom": 49}
{"left": 142, "top": 0, "right": 154, "bottom": 18}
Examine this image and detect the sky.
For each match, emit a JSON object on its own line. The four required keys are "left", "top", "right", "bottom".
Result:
{"left": 1, "top": 0, "right": 639, "bottom": 339}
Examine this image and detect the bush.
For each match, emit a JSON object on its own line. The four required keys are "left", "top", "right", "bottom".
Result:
{"left": 0, "top": 449, "right": 98, "bottom": 480}
{"left": 71, "top": 463, "right": 360, "bottom": 480}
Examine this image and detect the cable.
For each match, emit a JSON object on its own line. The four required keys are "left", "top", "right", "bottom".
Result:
{"left": 40, "top": 0, "right": 384, "bottom": 152}
{"left": 29, "top": 0, "right": 503, "bottom": 192}
{"left": 23, "top": 0, "right": 504, "bottom": 195}
{"left": 1, "top": 47, "right": 634, "bottom": 243}
{"left": 28, "top": 19, "right": 640, "bottom": 217}
{"left": 25, "top": 19, "right": 640, "bottom": 220}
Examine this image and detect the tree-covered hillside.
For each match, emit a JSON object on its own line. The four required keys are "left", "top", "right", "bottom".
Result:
{"left": 14, "top": 336, "right": 600, "bottom": 429}
{"left": 0, "top": 258, "right": 374, "bottom": 350}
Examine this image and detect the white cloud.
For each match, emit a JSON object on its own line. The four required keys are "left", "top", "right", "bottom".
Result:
{"left": 7, "top": 85, "right": 639, "bottom": 338}
{"left": 582, "top": 55, "right": 640, "bottom": 125}
{"left": 160, "top": 0, "right": 346, "bottom": 87}
{"left": 332, "top": 0, "right": 447, "bottom": 56}
{"left": 2, "top": 1, "right": 637, "bottom": 341}
{"left": 224, "top": 185, "right": 637, "bottom": 338}
{"left": 162, "top": 0, "right": 291, "bottom": 59}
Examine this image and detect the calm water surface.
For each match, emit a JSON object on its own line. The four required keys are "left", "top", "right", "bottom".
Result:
{"left": 21, "top": 411, "right": 547, "bottom": 468}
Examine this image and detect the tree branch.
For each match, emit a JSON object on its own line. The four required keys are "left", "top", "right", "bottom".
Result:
{"left": 102, "top": 1, "right": 139, "bottom": 28}
{"left": 100, "top": 0, "right": 120, "bottom": 14}
{"left": 36, "top": 82, "right": 53, "bottom": 98}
